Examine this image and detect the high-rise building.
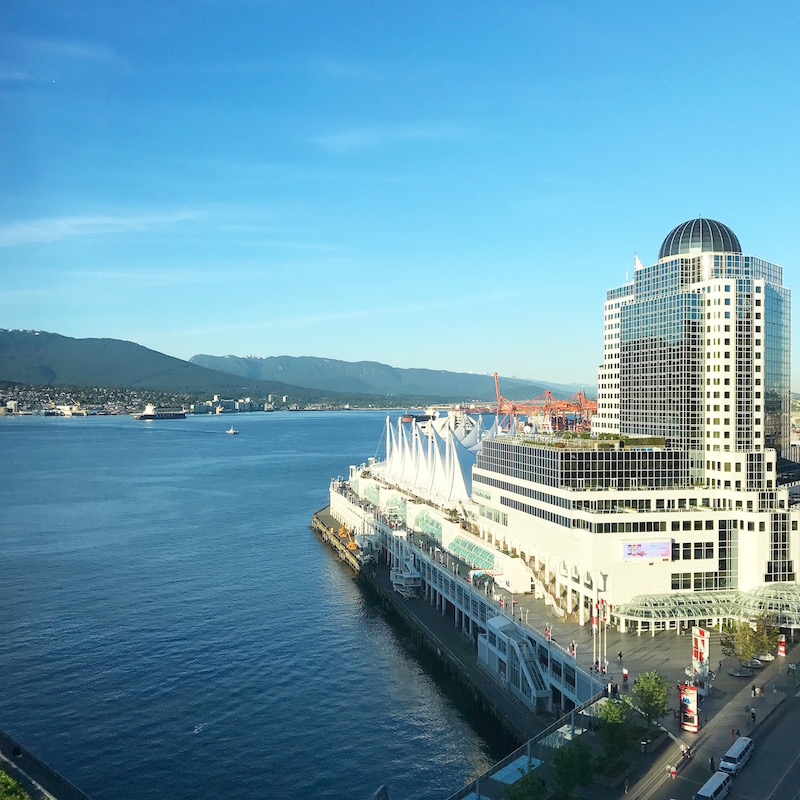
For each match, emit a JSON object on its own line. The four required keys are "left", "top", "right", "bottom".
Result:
{"left": 595, "top": 218, "right": 791, "bottom": 483}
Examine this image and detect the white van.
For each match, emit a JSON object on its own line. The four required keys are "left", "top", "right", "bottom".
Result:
{"left": 720, "top": 736, "right": 754, "bottom": 775}
{"left": 694, "top": 771, "right": 732, "bottom": 800}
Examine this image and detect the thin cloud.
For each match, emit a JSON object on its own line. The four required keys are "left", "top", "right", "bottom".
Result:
{"left": 7, "top": 35, "right": 123, "bottom": 65}
{"left": 0, "top": 211, "right": 198, "bottom": 248}
{"left": 315, "top": 122, "right": 462, "bottom": 154}
{"left": 61, "top": 267, "right": 220, "bottom": 291}
{"left": 0, "top": 35, "right": 127, "bottom": 81}
{"left": 168, "top": 291, "right": 515, "bottom": 339}
{"left": 0, "top": 67, "right": 31, "bottom": 82}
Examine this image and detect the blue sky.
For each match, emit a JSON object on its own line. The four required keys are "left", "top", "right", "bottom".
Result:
{"left": 2, "top": 2, "right": 799, "bottom": 388}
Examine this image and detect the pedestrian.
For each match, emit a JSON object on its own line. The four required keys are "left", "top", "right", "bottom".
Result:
{"left": 731, "top": 728, "right": 736, "bottom": 742}
{"left": 751, "top": 709, "right": 756, "bottom": 724}
{"left": 744, "top": 703, "right": 749, "bottom": 719}
{"left": 736, "top": 728, "right": 740, "bottom": 738}
{"left": 618, "top": 650, "right": 623, "bottom": 663}
{"left": 752, "top": 685, "right": 756, "bottom": 697}
{"left": 709, "top": 755, "right": 715, "bottom": 772}
{"left": 624, "top": 777, "right": 628, "bottom": 794}
{"left": 670, "top": 765, "right": 676, "bottom": 780}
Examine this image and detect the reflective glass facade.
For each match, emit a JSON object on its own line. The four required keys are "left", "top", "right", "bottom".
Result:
{"left": 602, "top": 228, "right": 791, "bottom": 471}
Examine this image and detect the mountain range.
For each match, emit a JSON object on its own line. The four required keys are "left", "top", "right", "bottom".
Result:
{"left": 189, "top": 353, "right": 585, "bottom": 400}
{"left": 0, "top": 329, "right": 592, "bottom": 402}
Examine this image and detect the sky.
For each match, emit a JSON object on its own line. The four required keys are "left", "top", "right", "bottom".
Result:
{"left": 1, "top": 2, "right": 799, "bottom": 389}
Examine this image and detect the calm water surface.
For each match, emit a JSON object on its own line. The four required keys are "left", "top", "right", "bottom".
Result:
{"left": 0, "top": 411, "right": 497, "bottom": 799}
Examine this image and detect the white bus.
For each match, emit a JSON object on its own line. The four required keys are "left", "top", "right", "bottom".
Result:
{"left": 694, "top": 771, "right": 732, "bottom": 800}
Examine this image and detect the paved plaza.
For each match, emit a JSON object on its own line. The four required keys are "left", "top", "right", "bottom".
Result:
{"left": 478, "top": 583, "right": 797, "bottom": 799}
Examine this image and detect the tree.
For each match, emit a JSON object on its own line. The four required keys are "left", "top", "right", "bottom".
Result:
{"left": 721, "top": 621, "right": 756, "bottom": 663}
{"left": 631, "top": 670, "right": 669, "bottom": 726}
{"left": 551, "top": 738, "right": 593, "bottom": 800}
{"left": 753, "top": 612, "right": 780, "bottom": 657}
{"left": 595, "top": 698, "right": 630, "bottom": 770}
{"left": 503, "top": 768, "right": 547, "bottom": 800}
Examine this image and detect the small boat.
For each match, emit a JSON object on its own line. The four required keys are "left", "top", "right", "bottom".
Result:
{"left": 225, "top": 426, "right": 239, "bottom": 435}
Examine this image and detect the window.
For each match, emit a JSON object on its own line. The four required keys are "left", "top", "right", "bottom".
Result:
{"left": 672, "top": 573, "right": 691, "bottom": 590}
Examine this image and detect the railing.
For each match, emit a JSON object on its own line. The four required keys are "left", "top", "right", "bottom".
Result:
{"left": 515, "top": 640, "right": 548, "bottom": 694}
{"left": 0, "top": 728, "right": 94, "bottom": 800}
{"left": 444, "top": 689, "right": 606, "bottom": 800}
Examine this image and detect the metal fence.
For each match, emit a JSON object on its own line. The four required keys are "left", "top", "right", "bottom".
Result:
{"left": 0, "top": 728, "right": 94, "bottom": 800}
{"left": 444, "top": 689, "right": 607, "bottom": 800}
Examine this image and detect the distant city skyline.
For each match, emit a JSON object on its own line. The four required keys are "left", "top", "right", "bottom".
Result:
{"left": 1, "top": 2, "right": 799, "bottom": 388}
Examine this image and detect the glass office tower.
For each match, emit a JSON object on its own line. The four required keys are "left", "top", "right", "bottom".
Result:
{"left": 596, "top": 219, "right": 790, "bottom": 485}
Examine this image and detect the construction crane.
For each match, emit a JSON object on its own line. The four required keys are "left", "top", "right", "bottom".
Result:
{"left": 493, "top": 373, "right": 597, "bottom": 432}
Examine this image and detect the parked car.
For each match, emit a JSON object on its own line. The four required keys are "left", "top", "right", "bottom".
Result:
{"left": 757, "top": 652, "right": 775, "bottom": 662}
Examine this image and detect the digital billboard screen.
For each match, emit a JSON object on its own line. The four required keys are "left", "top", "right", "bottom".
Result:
{"left": 622, "top": 541, "right": 671, "bottom": 560}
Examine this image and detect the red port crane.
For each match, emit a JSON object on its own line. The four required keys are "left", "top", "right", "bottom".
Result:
{"left": 493, "top": 373, "right": 597, "bottom": 431}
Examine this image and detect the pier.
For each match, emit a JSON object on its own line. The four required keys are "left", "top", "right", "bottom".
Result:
{"left": 312, "top": 506, "right": 551, "bottom": 744}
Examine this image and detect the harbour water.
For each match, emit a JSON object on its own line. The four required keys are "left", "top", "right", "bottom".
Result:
{"left": 0, "top": 411, "right": 498, "bottom": 799}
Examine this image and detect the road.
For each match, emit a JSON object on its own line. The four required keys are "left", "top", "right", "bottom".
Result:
{"left": 731, "top": 687, "right": 800, "bottom": 800}
{"left": 638, "top": 681, "right": 800, "bottom": 800}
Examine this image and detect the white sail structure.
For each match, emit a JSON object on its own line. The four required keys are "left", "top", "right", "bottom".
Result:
{"left": 374, "top": 414, "right": 480, "bottom": 506}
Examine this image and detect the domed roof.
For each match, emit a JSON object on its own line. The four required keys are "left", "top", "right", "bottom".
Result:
{"left": 658, "top": 218, "right": 741, "bottom": 260}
